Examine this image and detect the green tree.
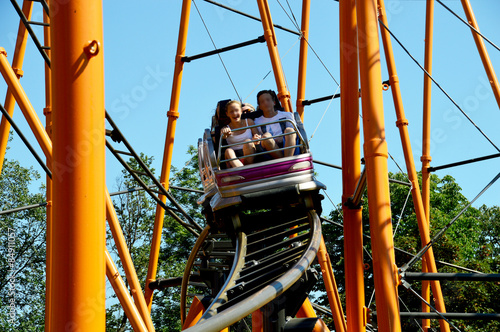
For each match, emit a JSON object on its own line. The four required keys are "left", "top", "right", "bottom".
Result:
{"left": 0, "top": 144, "right": 203, "bottom": 331}
{"left": 0, "top": 158, "right": 46, "bottom": 331}
{"left": 105, "top": 146, "right": 203, "bottom": 331}
{"left": 318, "top": 172, "right": 500, "bottom": 331}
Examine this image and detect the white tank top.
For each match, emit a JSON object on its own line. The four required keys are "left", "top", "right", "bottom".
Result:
{"left": 226, "top": 119, "right": 253, "bottom": 150}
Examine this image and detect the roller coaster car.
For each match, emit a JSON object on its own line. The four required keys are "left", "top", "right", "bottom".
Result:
{"left": 197, "top": 110, "right": 325, "bottom": 214}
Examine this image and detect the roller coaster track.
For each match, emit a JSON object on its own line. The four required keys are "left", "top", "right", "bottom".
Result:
{"left": 180, "top": 200, "right": 322, "bottom": 331}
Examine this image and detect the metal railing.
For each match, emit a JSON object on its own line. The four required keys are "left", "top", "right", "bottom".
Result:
{"left": 217, "top": 119, "right": 307, "bottom": 167}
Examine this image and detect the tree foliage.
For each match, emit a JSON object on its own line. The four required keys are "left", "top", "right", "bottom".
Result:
{"left": 318, "top": 172, "right": 500, "bottom": 331}
{"left": 106, "top": 146, "right": 203, "bottom": 331}
{"left": 0, "top": 159, "right": 46, "bottom": 331}
{"left": 2, "top": 146, "right": 499, "bottom": 332}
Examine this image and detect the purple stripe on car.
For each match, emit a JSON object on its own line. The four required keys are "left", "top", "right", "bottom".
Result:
{"left": 216, "top": 156, "right": 313, "bottom": 186}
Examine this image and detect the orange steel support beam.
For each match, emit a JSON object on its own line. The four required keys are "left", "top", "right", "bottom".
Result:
{"left": 252, "top": 310, "right": 263, "bottom": 332}
{"left": 105, "top": 190, "right": 156, "bottom": 330}
{"left": 296, "top": 299, "right": 330, "bottom": 332}
{"left": 256, "top": 0, "right": 293, "bottom": 113}
{"left": 296, "top": 0, "right": 310, "bottom": 120}
{"left": 144, "top": 0, "right": 192, "bottom": 310}
{"left": 0, "top": 49, "right": 52, "bottom": 159}
{"left": 1, "top": 18, "right": 151, "bottom": 329}
{"left": 49, "top": 0, "right": 105, "bottom": 329}
{"left": 461, "top": 0, "right": 500, "bottom": 109}
{"left": 339, "top": 0, "right": 366, "bottom": 330}
{"left": 377, "top": 1, "right": 450, "bottom": 331}
{"left": 0, "top": 0, "right": 33, "bottom": 174}
{"left": 317, "top": 236, "right": 345, "bottom": 331}
{"left": 356, "top": 0, "right": 401, "bottom": 330}
{"left": 182, "top": 297, "right": 206, "bottom": 330}
{"left": 106, "top": 250, "right": 149, "bottom": 332}
{"left": 421, "top": 1, "right": 435, "bottom": 331}
{"left": 43, "top": 3, "right": 53, "bottom": 330}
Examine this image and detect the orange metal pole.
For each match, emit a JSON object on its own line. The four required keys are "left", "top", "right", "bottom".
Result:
{"left": 182, "top": 297, "right": 206, "bottom": 330}
{"left": 256, "top": 0, "right": 293, "bottom": 113}
{"left": 296, "top": 298, "right": 330, "bottom": 332}
{"left": 43, "top": 2, "right": 53, "bottom": 330}
{"left": 316, "top": 236, "right": 345, "bottom": 331}
{"left": 377, "top": 1, "right": 450, "bottom": 331}
{"left": 339, "top": 0, "right": 366, "bottom": 330}
{"left": 252, "top": 310, "right": 263, "bottom": 332}
{"left": 144, "top": 0, "right": 192, "bottom": 310}
{"left": 106, "top": 250, "right": 149, "bottom": 332}
{"left": 0, "top": 0, "right": 33, "bottom": 174}
{"left": 421, "top": 1, "right": 435, "bottom": 331}
{"left": 356, "top": 0, "right": 401, "bottom": 330}
{"left": 461, "top": 0, "right": 500, "bottom": 109}
{"left": 0, "top": 49, "right": 52, "bottom": 159}
{"left": 105, "top": 190, "right": 156, "bottom": 331}
{"left": 1, "top": 29, "right": 153, "bottom": 331}
{"left": 49, "top": 0, "right": 105, "bottom": 329}
{"left": 296, "top": 0, "right": 310, "bottom": 120}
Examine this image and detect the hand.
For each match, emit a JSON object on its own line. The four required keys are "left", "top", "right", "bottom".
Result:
{"left": 221, "top": 126, "right": 232, "bottom": 138}
{"left": 253, "top": 133, "right": 261, "bottom": 145}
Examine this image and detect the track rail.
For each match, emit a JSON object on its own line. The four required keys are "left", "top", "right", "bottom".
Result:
{"left": 181, "top": 204, "right": 322, "bottom": 331}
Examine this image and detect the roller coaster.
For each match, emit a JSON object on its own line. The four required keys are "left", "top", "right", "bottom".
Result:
{"left": 1, "top": 0, "right": 500, "bottom": 331}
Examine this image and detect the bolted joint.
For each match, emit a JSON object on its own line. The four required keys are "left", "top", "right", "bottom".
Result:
{"left": 420, "top": 154, "right": 432, "bottom": 163}
{"left": 394, "top": 263, "right": 402, "bottom": 286}
{"left": 13, "top": 67, "right": 24, "bottom": 78}
{"left": 84, "top": 40, "right": 100, "bottom": 58}
{"left": 277, "top": 91, "right": 291, "bottom": 101}
{"left": 0, "top": 47, "right": 7, "bottom": 56}
{"left": 363, "top": 306, "right": 371, "bottom": 326}
{"left": 390, "top": 74, "right": 399, "bottom": 85}
{"left": 363, "top": 138, "right": 389, "bottom": 159}
{"left": 167, "top": 110, "right": 180, "bottom": 118}
{"left": 395, "top": 118, "right": 409, "bottom": 127}
{"left": 344, "top": 196, "right": 362, "bottom": 209}
{"left": 176, "top": 54, "right": 185, "bottom": 63}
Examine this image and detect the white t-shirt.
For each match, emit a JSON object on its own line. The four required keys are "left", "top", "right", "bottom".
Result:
{"left": 254, "top": 111, "right": 295, "bottom": 143}
{"left": 226, "top": 119, "right": 253, "bottom": 150}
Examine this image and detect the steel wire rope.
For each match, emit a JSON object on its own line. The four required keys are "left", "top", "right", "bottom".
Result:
{"left": 388, "top": 153, "right": 410, "bottom": 182}
{"left": 0, "top": 103, "right": 52, "bottom": 179}
{"left": 276, "top": 0, "right": 340, "bottom": 87}
{"left": 401, "top": 171, "right": 500, "bottom": 272}
{"left": 378, "top": 19, "right": 500, "bottom": 153}
{"left": 321, "top": 217, "right": 485, "bottom": 274}
{"left": 274, "top": 0, "right": 343, "bottom": 145}
{"left": 275, "top": 0, "right": 300, "bottom": 31}
{"left": 308, "top": 86, "right": 340, "bottom": 142}
{"left": 322, "top": 188, "right": 343, "bottom": 219}
{"left": 436, "top": 0, "right": 500, "bottom": 53}
{"left": 398, "top": 296, "right": 426, "bottom": 332}
{"left": 242, "top": 37, "right": 300, "bottom": 102}
{"left": 393, "top": 187, "right": 412, "bottom": 237}
{"left": 402, "top": 282, "right": 462, "bottom": 332}
{"left": 274, "top": 0, "right": 340, "bottom": 87}
{"left": 192, "top": 0, "right": 241, "bottom": 101}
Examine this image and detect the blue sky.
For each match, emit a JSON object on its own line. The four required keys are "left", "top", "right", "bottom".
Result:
{"left": 1, "top": 0, "right": 499, "bottom": 216}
